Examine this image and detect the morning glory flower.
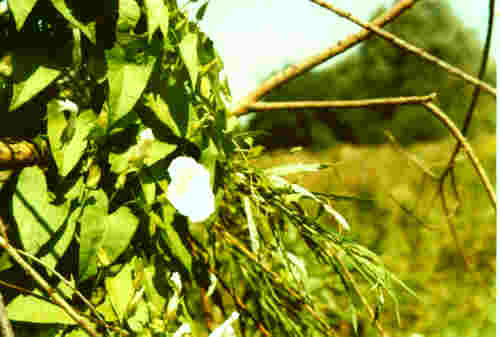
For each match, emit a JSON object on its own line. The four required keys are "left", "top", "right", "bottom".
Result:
{"left": 167, "top": 156, "right": 215, "bottom": 222}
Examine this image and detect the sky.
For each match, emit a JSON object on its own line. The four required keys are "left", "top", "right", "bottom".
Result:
{"left": 181, "top": 0, "right": 497, "bottom": 104}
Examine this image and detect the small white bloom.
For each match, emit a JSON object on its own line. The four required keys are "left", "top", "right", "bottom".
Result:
{"left": 57, "top": 99, "right": 79, "bottom": 114}
{"left": 170, "top": 272, "right": 182, "bottom": 294}
{"left": 173, "top": 323, "right": 191, "bottom": 337}
{"left": 167, "top": 157, "right": 215, "bottom": 222}
{"left": 208, "top": 312, "right": 240, "bottom": 337}
{"left": 138, "top": 128, "right": 154, "bottom": 142}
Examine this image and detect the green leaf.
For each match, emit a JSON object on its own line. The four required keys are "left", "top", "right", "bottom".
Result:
{"left": 139, "top": 170, "right": 156, "bottom": 206}
{"left": 143, "top": 260, "right": 167, "bottom": 317}
{"left": 51, "top": 109, "right": 96, "bottom": 177}
{"left": 179, "top": 32, "right": 199, "bottom": 87}
{"left": 105, "top": 261, "right": 135, "bottom": 321}
{"left": 50, "top": 0, "right": 96, "bottom": 43}
{"left": 9, "top": 66, "right": 60, "bottom": 111}
{"left": 79, "top": 189, "right": 108, "bottom": 281}
{"left": 243, "top": 196, "right": 259, "bottom": 254}
{"left": 118, "top": 0, "right": 141, "bottom": 31}
{"left": 99, "top": 207, "right": 139, "bottom": 266}
{"left": 7, "top": 292, "right": 76, "bottom": 324}
{"left": 200, "top": 137, "right": 218, "bottom": 187}
{"left": 40, "top": 209, "right": 78, "bottom": 270}
{"left": 106, "top": 46, "right": 157, "bottom": 125}
{"left": 156, "top": 210, "right": 192, "bottom": 275}
{"left": 145, "top": 140, "right": 177, "bottom": 166}
{"left": 144, "top": 93, "right": 181, "bottom": 137}
{"left": 12, "top": 167, "right": 69, "bottom": 254}
{"left": 8, "top": 0, "right": 38, "bottom": 30}
{"left": 195, "top": 1, "right": 209, "bottom": 21}
{"left": 144, "top": 0, "right": 169, "bottom": 41}
{"left": 0, "top": 251, "right": 13, "bottom": 272}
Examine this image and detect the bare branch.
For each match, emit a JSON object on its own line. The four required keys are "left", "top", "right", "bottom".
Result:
{"left": 0, "top": 217, "right": 99, "bottom": 337}
{"left": 246, "top": 93, "right": 436, "bottom": 113}
{"left": 0, "top": 292, "right": 15, "bottom": 337}
{"left": 439, "top": 0, "right": 496, "bottom": 194}
{"left": 422, "top": 102, "right": 496, "bottom": 209}
{"left": 230, "top": 0, "right": 419, "bottom": 116}
{"left": 309, "top": 0, "right": 496, "bottom": 97}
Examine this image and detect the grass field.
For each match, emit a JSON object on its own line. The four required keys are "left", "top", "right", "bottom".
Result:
{"left": 253, "top": 133, "right": 496, "bottom": 337}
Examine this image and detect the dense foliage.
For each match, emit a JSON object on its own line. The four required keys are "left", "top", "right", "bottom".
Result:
{"left": 0, "top": 1, "right": 428, "bottom": 336}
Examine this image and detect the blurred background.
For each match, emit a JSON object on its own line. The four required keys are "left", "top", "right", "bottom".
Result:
{"left": 183, "top": 0, "right": 497, "bottom": 336}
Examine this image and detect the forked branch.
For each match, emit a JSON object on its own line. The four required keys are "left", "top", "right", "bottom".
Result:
{"left": 309, "top": 0, "right": 496, "bottom": 97}
{"left": 230, "top": 0, "right": 418, "bottom": 116}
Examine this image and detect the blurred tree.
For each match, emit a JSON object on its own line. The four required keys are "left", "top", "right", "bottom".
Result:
{"left": 250, "top": 0, "right": 496, "bottom": 148}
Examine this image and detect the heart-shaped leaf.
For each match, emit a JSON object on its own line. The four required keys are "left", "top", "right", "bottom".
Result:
{"left": 13, "top": 167, "right": 69, "bottom": 254}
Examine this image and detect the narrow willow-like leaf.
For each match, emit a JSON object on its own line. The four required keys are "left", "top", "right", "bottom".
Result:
{"left": 179, "top": 32, "right": 199, "bottom": 87}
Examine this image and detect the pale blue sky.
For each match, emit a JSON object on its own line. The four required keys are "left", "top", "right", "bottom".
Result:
{"left": 181, "top": 0, "right": 496, "bottom": 104}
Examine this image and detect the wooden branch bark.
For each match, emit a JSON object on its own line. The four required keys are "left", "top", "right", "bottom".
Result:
{"left": 230, "top": 0, "right": 418, "bottom": 116}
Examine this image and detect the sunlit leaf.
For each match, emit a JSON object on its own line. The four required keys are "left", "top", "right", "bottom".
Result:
{"left": 99, "top": 206, "right": 139, "bottom": 266}
{"left": 179, "top": 32, "right": 199, "bottom": 87}
{"left": 12, "top": 167, "right": 69, "bottom": 254}
{"left": 118, "top": 0, "right": 141, "bottom": 31}
{"left": 9, "top": 66, "right": 60, "bottom": 111}
{"left": 50, "top": 0, "right": 96, "bottom": 43}
{"left": 105, "top": 260, "right": 135, "bottom": 321}
{"left": 52, "top": 109, "right": 96, "bottom": 177}
{"left": 7, "top": 285, "right": 78, "bottom": 324}
{"left": 144, "top": 0, "right": 169, "bottom": 41}
{"left": 79, "top": 189, "right": 108, "bottom": 281}
{"left": 106, "top": 46, "right": 157, "bottom": 125}
{"left": 8, "top": 0, "right": 38, "bottom": 30}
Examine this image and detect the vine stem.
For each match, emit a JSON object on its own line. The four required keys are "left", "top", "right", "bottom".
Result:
{"left": 0, "top": 218, "right": 99, "bottom": 337}
{"left": 230, "top": 0, "right": 418, "bottom": 116}
{"left": 309, "top": 0, "right": 496, "bottom": 97}
{"left": 422, "top": 102, "right": 496, "bottom": 209}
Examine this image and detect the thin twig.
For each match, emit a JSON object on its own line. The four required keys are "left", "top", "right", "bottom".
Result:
{"left": 384, "top": 130, "right": 438, "bottom": 179}
{"left": 438, "top": 0, "right": 496, "bottom": 200}
{"left": 16, "top": 249, "right": 107, "bottom": 327}
{"left": 246, "top": 93, "right": 436, "bottom": 113}
{"left": 309, "top": 0, "right": 496, "bottom": 97}
{"left": 0, "top": 292, "right": 15, "bottom": 337}
{"left": 422, "top": 102, "right": 496, "bottom": 209}
{"left": 230, "top": 0, "right": 418, "bottom": 116}
{"left": 330, "top": 248, "right": 387, "bottom": 337}
{"left": 0, "top": 218, "right": 99, "bottom": 337}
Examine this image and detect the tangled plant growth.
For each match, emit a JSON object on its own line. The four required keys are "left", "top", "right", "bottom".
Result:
{"left": 0, "top": 1, "right": 495, "bottom": 337}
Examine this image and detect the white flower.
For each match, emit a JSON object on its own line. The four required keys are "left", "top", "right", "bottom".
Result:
{"left": 138, "top": 128, "right": 154, "bottom": 142}
{"left": 172, "top": 323, "right": 191, "bottom": 337}
{"left": 209, "top": 312, "right": 240, "bottom": 337}
{"left": 167, "top": 156, "right": 215, "bottom": 222}
{"left": 57, "top": 99, "right": 79, "bottom": 114}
